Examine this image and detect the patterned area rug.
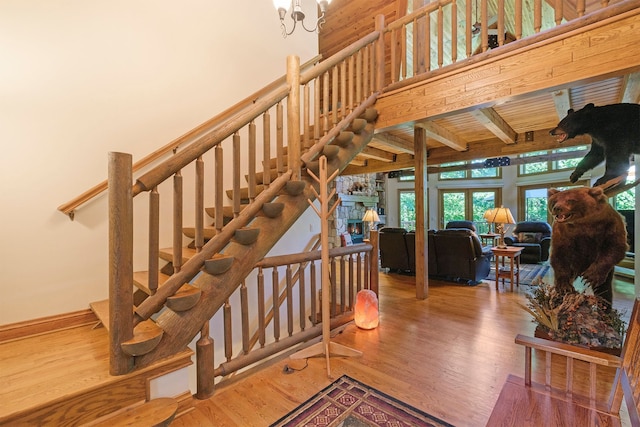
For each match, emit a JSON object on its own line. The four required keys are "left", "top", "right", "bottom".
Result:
{"left": 491, "top": 262, "right": 551, "bottom": 286}
{"left": 270, "top": 375, "right": 454, "bottom": 427}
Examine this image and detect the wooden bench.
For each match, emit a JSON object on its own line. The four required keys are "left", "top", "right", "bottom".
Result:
{"left": 488, "top": 299, "right": 640, "bottom": 427}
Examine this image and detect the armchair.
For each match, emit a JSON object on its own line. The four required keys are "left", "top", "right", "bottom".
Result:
{"left": 504, "top": 221, "right": 552, "bottom": 264}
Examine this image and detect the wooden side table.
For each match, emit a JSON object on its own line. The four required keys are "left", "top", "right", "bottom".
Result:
{"left": 479, "top": 233, "right": 500, "bottom": 247}
{"left": 491, "top": 246, "right": 524, "bottom": 291}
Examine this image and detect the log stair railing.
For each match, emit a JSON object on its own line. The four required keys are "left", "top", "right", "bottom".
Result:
{"left": 95, "top": 20, "right": 386, "bottom": 377}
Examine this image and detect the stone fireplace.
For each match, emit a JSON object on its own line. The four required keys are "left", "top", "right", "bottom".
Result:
{"left": 329, "top": 173, "right": 385, "bottom": 247}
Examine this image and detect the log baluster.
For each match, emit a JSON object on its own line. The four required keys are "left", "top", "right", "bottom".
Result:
{"left": 148, "top": 187, "right": 160, "bottom": 293}
{"left": 331, "top": 66, "right": 338, "bottom": 129}
{"left": 214, "top": 145, "right": 224, "bottom": 233}
{"left": 348, "top": 56, "right": 355, "bottom": 111}
{"left": 363, "top": 45, "right": 370, "bottom": 97}
{"left": 515, "top": 0, "right": 523, "bottom": 40}
{"left": 310, "top": 261, "right": 318, "bottom": 325}
{"left": 224, "top": 299, "right": 232, "bottom": 362}
{"left": 272, "top": 267, "right": 280, "bottom": 342}
{"left": 173, "top": 170, "right": 183, "bottom": 273}
{"left": 322, "top": 71, "right": 330, "bottom": 136}
{"left": 466, "top": 0, "right": 472, "bottom": 58}
{"left": 263, "top": 111, "right": 271, "bottom": 187}
{"left": 356, "top": 49, "right": 363, "bottom": 103}
{"left": 330, "top": 257, "right": 337, "bottom": 317}
{"left": 340, "top": 60, "right": 347, "bottom": 118}
{"left": 364, "top": 251, "right": 370, "bottom": 291}
{"left": 241, "top": 280, "right": 249, "bottom": 354}
{"left": 451, "top": 1, "right": 458, "bottom": 64}
{"left": 481, "top": 0, "right": 489, "bottom": 53}
{"left": 357, "top": 252, "right": 363, "bottom": 292}
{"left": 348, "top": 253, "right": 355, "bottom": 308}
{"left": 232, "top": 132, "right": 241, "bottom": 218}
{"left": 390, "top": 28, "right": 398, "bottom": 83}
{"left": 425, "top": 13, "right": 431, "bottom": 71}
{"left": 375, "top": 14, "right": 385, "bottom": 91}
{"left": 576, "top": 0, "right": 585, "bottom": 16}
{"left": 534, "top": 0, "right": 542, "bottom": 33}
{"left": 498, "top": 0, "right": 505, "bottom": 47}
{"left": 195, "top": 156, "right": 204, "bottom": 253}
{"left": 298, "top": 261, "right": 306, "bottom": 331}
{"left": 286, "top": 264, "right": 294, "bottom": 337}
{"left": 554, "top": 0, "right": 563, "bottom": 26}
{"left": 370, "top": 229, "right": 379, "bottom": 295}
{"left": 303, "top": 84, "right": 310, "bottom": 148}
{"left": 437, "top": 6, "right": 444, "bottom": 68}
{"left": 340, "top": 255, "right": 346, "bottom": 313}
{"left": 276, "top": 103, "right": 284, "bottom": 176}
{"left": 257, "top": 267, "right": 266, "bottom": 347}
{"left": 314, "top": 78, "right": 321, "bottom": 141}
{"left": 248, "top": 121, "right": 256, "bottom": 202}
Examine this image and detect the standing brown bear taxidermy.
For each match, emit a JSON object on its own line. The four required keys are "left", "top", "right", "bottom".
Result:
{"left": 549, "top": 103, "right": 640, "bottom": 186}
{"left": 548, "top": 186, "right": 627, "bottom": 305}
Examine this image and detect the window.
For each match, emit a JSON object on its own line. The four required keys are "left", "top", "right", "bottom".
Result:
{"left": 518, "top": 180, "right": 589, "bottom": 223}
{"left": 611, "top": 165, "right": 636, "bottom": 210}
{"left": 519, "top": 146, "right": 587, "bottom": 176}
{"left": 439, "top": 188, "right": 501, "bottom": 233}
{"left": 399, "top": 190, "right": 416, "bottom": 230}
{"left": 439, "top": 160, "right": 500, "bottom": 180}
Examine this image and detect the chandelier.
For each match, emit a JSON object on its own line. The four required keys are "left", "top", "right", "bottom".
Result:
{"left": 272, "top": 0, "right": 332, "bottom": 37}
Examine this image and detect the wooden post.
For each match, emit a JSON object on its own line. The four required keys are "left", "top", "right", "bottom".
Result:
{"left": 286, "top": 55, "right": 301, "bottom": 181}
{"left": 108, "top": 152, "right": 134, "bottom": 375}
{"left": 374, "top": 14, "right": 385, "bottom": 92}
{"left": 414, "top": 127, "right": 429, "bottom": 300}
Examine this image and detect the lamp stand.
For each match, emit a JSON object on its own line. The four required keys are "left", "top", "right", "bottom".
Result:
{"left": 496, "top": 223, "right": 508, "bottom": 248}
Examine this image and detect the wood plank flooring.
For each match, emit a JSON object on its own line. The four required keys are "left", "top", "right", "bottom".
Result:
{"left": 172, "top": 272, "right": 636, "bottom": 427}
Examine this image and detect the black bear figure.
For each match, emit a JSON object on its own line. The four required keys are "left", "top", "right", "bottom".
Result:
{"left": 549, "top": 103, "right": 640, "bottom": 186}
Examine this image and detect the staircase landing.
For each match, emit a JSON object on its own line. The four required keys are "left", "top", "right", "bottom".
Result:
{"left": 0, "top": 319, "right": 193, "bottom": 426}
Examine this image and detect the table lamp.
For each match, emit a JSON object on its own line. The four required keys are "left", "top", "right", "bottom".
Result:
{"left": 486, "top": 206, "right": 515, "bottom": 248}
{"left": 362, "top": 208, "right": 380, "bottom": 239}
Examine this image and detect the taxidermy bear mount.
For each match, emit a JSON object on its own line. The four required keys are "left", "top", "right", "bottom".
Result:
{"left": 549, "top": 102, "right": 640, "bottom": 187}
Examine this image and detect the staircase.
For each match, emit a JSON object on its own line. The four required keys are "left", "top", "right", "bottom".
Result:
{"left": 92, "top": 31, "right": 385, "bottom": 388}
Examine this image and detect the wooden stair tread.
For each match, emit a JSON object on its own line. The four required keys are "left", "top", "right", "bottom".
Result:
{"left": 90, "top": 299, "right": 163, "bottom": 356}
{"left": 225, "top": 184, "right": 265, "bottom": 201}
{"left": 133, "top": 271, "right": 171, "bottom": 295}
{"left": 90, "top": 398, "right": 178, "bottom": 427}
{"left": 158, "top": 247, "right": 198, "bottom": 263}
{"left": 181, "top": 225, "right": 217, "bottom": 240}
{"left": 205, "top": 205, "right": 248, "bottom": 219}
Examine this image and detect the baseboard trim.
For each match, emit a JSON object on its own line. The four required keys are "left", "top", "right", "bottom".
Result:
{"left": 0, "top": 309, "right": 98, "bottom": 343}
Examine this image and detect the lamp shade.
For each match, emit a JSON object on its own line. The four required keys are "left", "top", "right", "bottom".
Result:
{"left": 362, "top": 208, "right": 380, "bottom": 223}
{"left": 483, "top": 208, "right": 497, "bottom": 222}
{"left": 488, "top": 206, "right": 515, "bottom": 224}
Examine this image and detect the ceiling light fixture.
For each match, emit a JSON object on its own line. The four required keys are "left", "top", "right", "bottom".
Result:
{"left": 272, "top": 0, "right": 332, "bottom": 38}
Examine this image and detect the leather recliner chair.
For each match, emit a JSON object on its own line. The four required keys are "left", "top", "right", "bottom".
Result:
{"left": 504, "top": 221, "right": 552, "bottom": 264}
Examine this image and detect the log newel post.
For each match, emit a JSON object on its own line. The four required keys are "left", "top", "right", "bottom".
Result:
{"left": 286, "top": 55, "right": 301, "bottom": 181}
{"left": 375, "top": 14, "right": 386, "bottom": 93}
{"left": 108, "top": 151, "right": 134, "bottom": 375}
{"left": 369, "top": 229, "right": 379, "bottom": 296}
{"left": 196, "top": 321, "right": 215, "bottom": 399}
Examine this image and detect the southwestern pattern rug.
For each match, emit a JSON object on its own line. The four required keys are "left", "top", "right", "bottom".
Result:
{"left": 270, "top": 375, "right": 454, "bottom": 427}
{"left": 491, "top": 262, "right": 551, "bottom": 286}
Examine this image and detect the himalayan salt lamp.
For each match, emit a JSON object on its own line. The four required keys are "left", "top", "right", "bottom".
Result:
{"left": 354, "top": 289, "right": 379, "bottom": 329}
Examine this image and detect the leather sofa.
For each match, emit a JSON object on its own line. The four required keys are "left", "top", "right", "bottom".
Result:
{"left": 503, "top": 221, "right": 552, "bottom": 264}
{"left": 379, "top": 227, "right": 493, "bottom": 283}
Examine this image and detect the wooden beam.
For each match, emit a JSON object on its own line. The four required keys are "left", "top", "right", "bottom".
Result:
{"left": 415, "top": 121, "right": 468, "bottom": 151}
{"left": 621, "top": 72, "right": 640, "bottom": 103}
{"left": 469, "top": 107, "right": 517, "bottom": 145}
{"left": 349, "top": 156, "right": 368, "bottom": 167}
{"left": 372, "top": 133, "right": 415, "bottom": 154}
{"left": 552, "top": 89, "right": 572, "bottom": 119}
{"left": 342, "top": 153, "right": 415, "bottom": 175}
{"left": 358, "top": 146, "right": 396, "bottom": 162}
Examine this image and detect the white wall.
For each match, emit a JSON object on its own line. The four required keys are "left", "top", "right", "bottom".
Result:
{"left": 0, "top": 0, "right": 320, "bottom": 324}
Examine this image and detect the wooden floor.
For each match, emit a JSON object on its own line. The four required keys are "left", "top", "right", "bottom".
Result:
{"left": 173, "top": 272, "right": 637, "bottom": 427}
